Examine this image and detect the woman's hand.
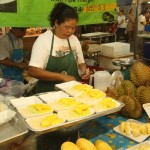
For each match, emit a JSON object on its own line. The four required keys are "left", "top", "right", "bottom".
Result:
{"left": 81, "top": 68, "right": 90, "bottom": 80}
{"left": 62, "top": 74, "right": 76, "bottom": 82}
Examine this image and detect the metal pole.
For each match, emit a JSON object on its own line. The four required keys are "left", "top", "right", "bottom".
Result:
{"left": 134, "top": 0, "right": 139, "bottom": 59}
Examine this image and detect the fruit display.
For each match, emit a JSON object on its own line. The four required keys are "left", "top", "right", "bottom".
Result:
{"left": 106, "top": 59, "right": 150, "bottom": 119}
{"left": 120, "top": 121, "right": 150, "bottom": 137}
{"left": 60, "top": 138, "right": 112, "bottom": 150}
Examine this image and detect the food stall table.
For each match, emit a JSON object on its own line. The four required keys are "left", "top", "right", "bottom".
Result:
{"left": 37, "top": 112, "right": 150, "bottom": 150}
{"left": 81, "top": 32, "right": 116, "bottom": 44}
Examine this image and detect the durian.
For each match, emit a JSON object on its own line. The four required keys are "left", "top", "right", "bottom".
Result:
{"left": 121, "top": 80, "right": 136, "bottom": 95}
{"left": 138, "top": 87, "right": 150, "bottom": 104}
{"left": 130, "top": 60, "right": 150, "bottom": 86}
{"left": 119, "top": 95, "right": 142, "bottom": 119}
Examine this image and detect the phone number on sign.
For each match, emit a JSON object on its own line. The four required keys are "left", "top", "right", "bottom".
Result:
{"left": 83, "top": 3, "right": 116, "bottom": 12}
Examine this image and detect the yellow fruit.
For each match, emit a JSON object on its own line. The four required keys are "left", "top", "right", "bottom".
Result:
{"left": 74, "top": 104, "right": 90, "bottom": 116}
{"left": 94, "top": 140, "right": 112, "bottom": 150}
{"left": 41, "top": 114, "right": 63, "bottom": 128}
{"left": 140, "top": 124, "right": 148, "bottom": 135}
{"left": 120, "top": 122, "right": 126, "bottom": 133}
{"left": 61, "top": 141, "right": 80, "bottom": 150}
{"left": 146, "top": 123, "right": 150, "bottom": 134}
{"left": 29, "top": 104, "right": 51, "bottom": 113}
{"left": 131, "top": 127, "right": 140, "bottom": 137}
{"left": 76, "top": 138, "right": 97, "bottom": 150}
{"left": 125, "top": 125, "right": 131, "bottom": 136}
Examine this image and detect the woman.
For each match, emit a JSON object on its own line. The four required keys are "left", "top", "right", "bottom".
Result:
{"left": 116, "top": 9, "right": 127, "bottom": 42}
{"left": 27, "top": 2, "right": 90, "bottom": 93}
{"left": 127, "top": 8, "right": 135, "bottom": 42}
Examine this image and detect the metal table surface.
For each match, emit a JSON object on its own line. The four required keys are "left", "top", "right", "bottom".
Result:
{"left": 81, "top": 32, "right": 116, "bottom": 43}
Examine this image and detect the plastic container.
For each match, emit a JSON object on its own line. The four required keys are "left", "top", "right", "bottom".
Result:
{"left": 89, "top": 71, "right": 111, "bottom": 92}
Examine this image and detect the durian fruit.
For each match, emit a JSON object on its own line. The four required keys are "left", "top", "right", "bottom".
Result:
{"left": 106, "top": 84, "right": 124, "bottom": 99}
{"left": 121, "top": 80, "right": 136, "bottom": 95}
{"left": 76, "top": 138, "right": 97, "bottom": 150}
{"left": 119, "top": 94, "right": 142, "bottom": 119}
{"left": 135, "top": 86, "right": 147, "bottom": 100}
{"left": 61, "top": 141, "right": 80, "bottom": 150}
{"left": 129, "top": 98, "right": 142, "bottom": 119}
{"left": 94, "top": 140, "right": 113, "bottom": 150}
{"left": 130, "top": 60, "right": 150, "bottom": 86}
{"left": 137, "top": 87, "right": 150, "bottom": 104}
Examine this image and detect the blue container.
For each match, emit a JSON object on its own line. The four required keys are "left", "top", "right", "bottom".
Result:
{"left": 143, "top": 42, "right": 150, "bottom": 59}
{"left": 145, "top": 25, "right": 150, "bottom": 32}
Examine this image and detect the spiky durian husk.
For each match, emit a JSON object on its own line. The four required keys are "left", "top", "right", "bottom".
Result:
{"left": 129, "top": 98, "right": 142, "bottom": 119}
{"left": 135, "top": 86, "right": 147, "bottom": 100}
{"left": 121, "top": 80, "right": 136, "bottom": 95}
{"left": 138, "top": 87, "right": 150, "bottom": 104}
{"left": 106, "top": 85, "right": 124, "bottom": 99}
{"left": 106, "top": 88, "right": 119, "bottom": 99}
{"left": 119, "top": 95, "right": 142, "bottom": 119}
{"left": 130, "top": 61, "right": 150, "bottom": 86}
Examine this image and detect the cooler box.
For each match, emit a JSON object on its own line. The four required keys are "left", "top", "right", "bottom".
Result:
{"left": 100, "top": 42, "right": 130, "bottom": 57}
{"left": 99, "top": 53, "right": 134, "bottom": 70}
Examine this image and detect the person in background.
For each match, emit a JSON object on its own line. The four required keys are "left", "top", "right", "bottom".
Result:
{"left": 27, "top": 2, "right": 90, "bottom": 93}
{"left": 0, "top": 27, "right": 28, "bottom": 82}
{"left": 138, "top": 10, "right": 149, "bottom": 34}
{"left": 116, "top": 9, "right": 127, "bottom": 42}
{"left": 127, "top": 8, "right": 135, "bottom": 42}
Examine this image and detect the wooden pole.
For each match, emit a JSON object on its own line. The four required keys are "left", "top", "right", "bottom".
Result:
{"left": 134, "top": 0, "right": 139, "bottom": 59}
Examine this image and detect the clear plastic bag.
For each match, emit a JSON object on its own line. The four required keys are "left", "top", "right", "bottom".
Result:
{"left": 0, "top": 79, "right": 26, "bottom": 97}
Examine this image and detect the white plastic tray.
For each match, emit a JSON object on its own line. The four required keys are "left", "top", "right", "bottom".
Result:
{"left": 17, "top": 104, "right": 53, "bottom": 119}
{"left": 55, "top": 81, "right": 92, "bottom": 96}
{"left": 10, "top": 96, "right": 43, "bottom": 108}
{"left": 58, "top": 107, "right": 95, "bottom": 121}
{"left": 143, "top": 103, "right": 150, "bottom": 118}
{"left": 126, "top": 140, "right": 150, "bottom": 150}
{"left": 38, "top": 91, "right": 69, "bottom": 103}
{"left": 92, "top": 97, "right": 121, "bottom": 113}
{"left": 55, "top": 81, "right": 81, "bottom": 90}
{"left": 25, "top": 113, "right": 66, "bottom": 132}
{"left": 75, "top": 89, "right": 106, "bottom": 105}
{"left": 114, "top": 119, "right": 150, "bottom": 143}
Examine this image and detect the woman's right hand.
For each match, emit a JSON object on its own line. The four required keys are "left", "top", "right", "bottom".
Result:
{"left": 62, "top": 74, "right": 76, "bottom": 82}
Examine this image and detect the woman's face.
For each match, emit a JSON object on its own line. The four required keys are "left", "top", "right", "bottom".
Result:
{"left": 55, "top": 19, "right": 77, "bottom": 39}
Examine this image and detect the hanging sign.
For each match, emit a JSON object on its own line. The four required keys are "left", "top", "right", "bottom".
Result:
{"left": 0, "top": 0, "right": 116, "bottom": 27}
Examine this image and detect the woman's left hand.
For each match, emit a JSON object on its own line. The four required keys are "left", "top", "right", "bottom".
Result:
{"left": 81, "top": 68, "right": 90, "bottom": 80}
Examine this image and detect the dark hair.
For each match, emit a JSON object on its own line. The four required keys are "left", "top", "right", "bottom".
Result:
{"left": 49, "top": 2, "right": 78, "bottom": 27}
{"left": 11, "top": 27, "right": 27, "bottom": 30}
